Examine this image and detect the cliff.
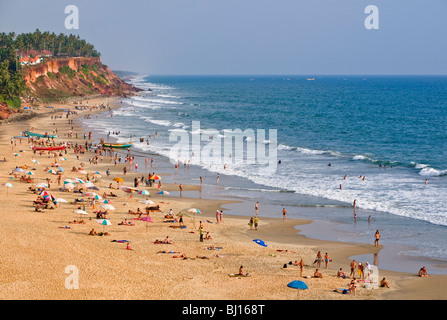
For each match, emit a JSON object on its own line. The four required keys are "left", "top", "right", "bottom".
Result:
{"left": 23, "top": 57, "right": 141, "bottom": 100}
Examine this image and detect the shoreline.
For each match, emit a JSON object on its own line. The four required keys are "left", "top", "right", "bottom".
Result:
{"left": 0, "top": 95, "right": 446, "bottom": 300}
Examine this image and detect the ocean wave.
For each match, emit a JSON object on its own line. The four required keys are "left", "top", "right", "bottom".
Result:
{"left": 142, "top": 117, "right": 171, "bottom": 127}
{"left": 419, "top": 167, "right": 447, "bottom": 177}
{"left": 278, "top": 144, "right": 340, "bottom": 156}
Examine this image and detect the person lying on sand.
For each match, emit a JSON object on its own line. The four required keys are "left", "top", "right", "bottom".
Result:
{"left": 89, "top": 228, "right": 97, "bottom": 236}
{"left": 69, "top": 219, "right": 86, "bottom": 224}
{"left": 206, "top": 245, "right": 223, "bottom": 250}
{"left": 158, "top": 250, "right": 180, "bottom": 254}
{"left": 97, "top": 232, "right": 110, "bottom": 236}
{"left": 118, "top": 219, "right": 135, "bottom": 226}
{"left": 172, "top": 253, "right": 188, "bottom": 259}
{"left": 276, "top": 249, "right": 295, "bottom": 253}
{"left": 154, "top": 238, "right": 173, "bottom": 244}
{"left": 196, "top": 255, "right": 210, "bottom": 259}
{"left": 128, "top": 208, "right": 142, "bottom": 215}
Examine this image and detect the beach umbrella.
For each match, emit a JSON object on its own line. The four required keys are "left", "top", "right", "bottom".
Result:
{"left": 101, "top": 204, "right": 115, "bottom": 211}
{"left": 13, "top": 167, "right": 24, "bottom": 173}
{"left": 39, "top": 190, "right": 51, "bottom": 197}
{"left": 59, "top": 157, "right": 67, "bottom": 161}
{"left": 140, "top": 216, "right": 153, "bottom": 222}
{"left": 2, "top": 182, "right": 13, "bottom": 195}
{"left": 140, "top": 199, "right": 155, "bottom": 205}
{"left": 64, "top": 179, "right": 75, "bottom": 184}
{"left": 78, "top": 170, "right": 88, "bottom": 175}
{"left": 100, "top": 199, "right": 112, "bottom": 204}
{"left": 287, "top": 280, "right": 308, "bottom": 290}
{"left": 74, "top": 178, "right": 85, "bottom": 184}
{"left": 140, "top": 215, "right": 154, "bottom": 232}
{"left": 57, "top": 167, "right": 64, "bottom": 173}
{"left": 35, "top": 182, "right": 49, "bottom": 189}
{"left": 56, "top": 198, "right": 68, "bottom": 203}
{"left": 96, "top": 219, "right": 112, "bottom": 232}
{"left": 74, "top": 209, "right": 88, "bottom": 219}
{"left": 176, "top": 211, "right": 190, "bottom": 217}
{"left": 121, "top": 186, "right": 137, "bottom": 193}
{"left": 187, "top": 208, "right": 201, "bottom": 227}
{"left": 157, "top": 190, "right": 169, "bottom": 196}
{"left": 31, "top": 159, "right": 40, "bottom": 164}
{"left": 93, "top": 171, "right": 101, "bottom": 175}
{"left": 61, "top": 183, "right": 75, "bottom": 191}
{"left": 13, "top": 153, "right": 20, "bottom": 157}
{"left": 138, "top": 190, "right": 150, "bottom": 195}
{"left": 87, "top": 186, "right": 100, "bottom": 191}
{"left": 48, "top": 169, "right": 58, "bottom": 175}
{"left": 113, "top": 177, "right": 123, "bottom": 183}
{"left": 149, "top": 175, "right": 161, "bottom": 180}
{"left": 26, "top": 171, "right": 35, "bottom": 175}
{"left": 253, "top": 239, "right": 267, "bottom": 247}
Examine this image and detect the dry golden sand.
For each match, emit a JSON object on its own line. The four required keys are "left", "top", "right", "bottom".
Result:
{"left": 0, "top": 97, "right": 446, "bottom": 301}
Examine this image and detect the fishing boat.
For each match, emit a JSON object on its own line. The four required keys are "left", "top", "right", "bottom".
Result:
{"left": 101, "top": 142, "right": 132, "bottom": 149}
{"left": 25, "top": 131, "right": 58, "bottom": 138}
{"left": 32, "top": 145, "right": 66, "bottom": 151}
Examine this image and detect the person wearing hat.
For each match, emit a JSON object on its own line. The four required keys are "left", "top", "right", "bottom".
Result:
{"left": 358, "top": 262, "right": 364, "bottom": 279}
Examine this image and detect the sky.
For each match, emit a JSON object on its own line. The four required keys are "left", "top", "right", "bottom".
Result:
{"left": 1, "top": 0, "right": 446, "bottom": 75}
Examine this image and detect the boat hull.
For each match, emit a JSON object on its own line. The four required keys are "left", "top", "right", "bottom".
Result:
{"left": 32, "top": 145, "right": 66, "bottom": 151}
{"left": 25, "top": 131, "right": 58, "bottom": 138}
{"left": 102, "top": 143, "right": 132, "bottom": 149}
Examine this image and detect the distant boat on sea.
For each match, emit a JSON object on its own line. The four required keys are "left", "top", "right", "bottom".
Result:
{"left": 306, "top": 78, "right": 315, "bottom": 81}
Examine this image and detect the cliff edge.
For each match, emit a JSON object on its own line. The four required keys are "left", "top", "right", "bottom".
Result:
{"left": 23, "top": 57, "right": 141, "bottom": 100}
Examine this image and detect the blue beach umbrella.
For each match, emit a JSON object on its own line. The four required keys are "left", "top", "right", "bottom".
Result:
{"left": 57, "top": 167, "right": 64, "bottom": 172}
{"left": 287, "top": 280, "right": 308, "bottom": 290}
{"left": 253, "top": 239, "right": 267, "bottom": 247}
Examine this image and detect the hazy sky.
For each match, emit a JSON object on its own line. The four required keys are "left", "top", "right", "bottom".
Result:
{"left": 1, "top": 0, "right": 446, "bottom": 75}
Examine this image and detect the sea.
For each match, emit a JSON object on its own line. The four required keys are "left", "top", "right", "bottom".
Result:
{"left": 83, "top": 74, "right": 447, "bottom": 274}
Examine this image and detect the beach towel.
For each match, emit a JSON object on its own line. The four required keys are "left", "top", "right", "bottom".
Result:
{"left": 111, "top": 240, "right": 129, "bottom": 243}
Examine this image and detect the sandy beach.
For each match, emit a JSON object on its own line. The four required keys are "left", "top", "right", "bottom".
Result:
{"left": 1, "top": 96, "right": 446, "bottom": 301}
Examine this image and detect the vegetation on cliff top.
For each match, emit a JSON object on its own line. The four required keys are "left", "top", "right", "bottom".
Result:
{"left": 0, "top": 29, "right": 103, "bottom": 107}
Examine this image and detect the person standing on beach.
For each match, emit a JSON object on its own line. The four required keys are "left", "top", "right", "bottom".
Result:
{"left": 374, "top": 230, "right": 381, "bottom": 247}
{"left": 216, "top": 173, "right": 220, "bottom": 184}
{"left": 350, "top": 260, "right": 357, "bottom": 278}
{"left": 255, "top": 202, "right": 259, "bottom": 215}
{"left": 324, "top": 252, "right": 331, "bottom": 269}
{"left": 254, "top": 216, "right": 259, "bottom": 230}
{"left": 249, "top": 217, "right": 253, "bottom": 230}
{"left": 282, "top": 208, "right": 287, "bottom": 221}
{"left": 315, "top": 251, "right": 323, "bottom": 268}
{"left": 219, "top": 210, "right": 223, "bottom": 223}
{"left": 299, "top": 258, "right": 304, "bottom": 277}
{"left": 199, "top": 226, "right": 204, "bottom": 242}
{"left": 358, "top": 262, "right": 364, "bottom": 279}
